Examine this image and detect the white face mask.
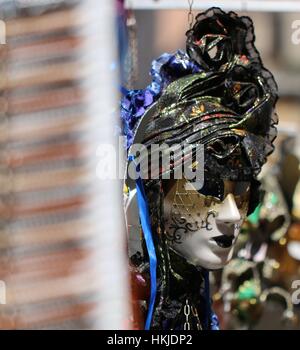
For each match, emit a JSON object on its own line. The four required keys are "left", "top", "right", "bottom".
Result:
{"left": 164, "top": 178, "right": 250, "bottom": 270}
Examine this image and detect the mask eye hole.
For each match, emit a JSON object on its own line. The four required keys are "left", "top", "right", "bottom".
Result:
{"left": 230, "top": 182, "right": 251, "bottom": 209}
{"left": 196, "top": 178, "right": 224, "bottom": 200}
{"left": 190, "top": 178, "right": 251, "bottom": 205}
{"left": 232, "top": 181, "right": 251, "bottom": 196}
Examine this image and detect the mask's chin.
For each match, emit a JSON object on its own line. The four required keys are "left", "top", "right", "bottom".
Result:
{"left": 196, "top": 250, "right": 233, "bottom": 270}
{"left": 171, "top": 242, "right": 235, "bottom": 270}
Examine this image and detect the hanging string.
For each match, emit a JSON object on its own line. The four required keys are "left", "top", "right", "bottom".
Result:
{"left": 188, "top": 0, "right": 194, "bottom": 29}
{"left": 124, "top": 4, "right": 138, "bottom": 89}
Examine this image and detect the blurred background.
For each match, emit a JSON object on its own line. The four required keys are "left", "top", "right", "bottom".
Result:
{"left": 0, "top": 0, "right": 130, "bottom": 330}
{"left": 0, "top": 0, "right": 299, "bottom": 330}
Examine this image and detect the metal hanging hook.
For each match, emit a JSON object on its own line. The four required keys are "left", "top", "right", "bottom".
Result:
{"left": 124, "top": 0, "right": 138, "bottom": 89}
{"left": 188, "top": 0, "right": 194, "bottom": 29}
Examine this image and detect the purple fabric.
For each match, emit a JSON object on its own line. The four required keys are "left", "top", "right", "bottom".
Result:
{"left": 120, "top": 50, "right": 202, "bottom": 149}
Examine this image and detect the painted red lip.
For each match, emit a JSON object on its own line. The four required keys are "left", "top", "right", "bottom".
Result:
{"left": 212, "top": 235, "right": 234, "bottom": 248}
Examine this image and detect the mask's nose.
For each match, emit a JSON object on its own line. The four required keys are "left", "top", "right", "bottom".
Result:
{"left": 216, "top": 194, "right": 241, "bottom": 224}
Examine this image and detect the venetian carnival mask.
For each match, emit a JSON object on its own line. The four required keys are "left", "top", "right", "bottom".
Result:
{"left": 164, "top": 178, "right": 250, "bottom": 269}
{"left": 121, "top": 8, "right": 278, "bottom": 330}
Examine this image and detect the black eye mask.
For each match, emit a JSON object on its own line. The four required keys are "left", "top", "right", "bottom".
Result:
{"left": 197, "top": 178, "right": 250, "bottom": 203}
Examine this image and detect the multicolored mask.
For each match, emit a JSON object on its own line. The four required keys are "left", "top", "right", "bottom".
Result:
{"left": 122, "top": 7, "right": 278, "bottom": 330}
